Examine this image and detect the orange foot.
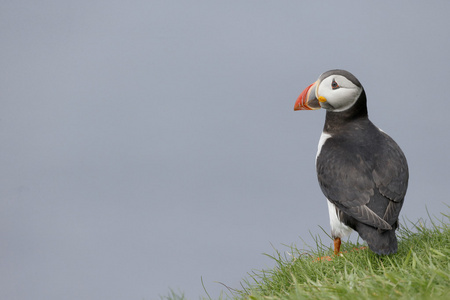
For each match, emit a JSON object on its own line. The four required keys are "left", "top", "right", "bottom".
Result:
{"left": 314, "top": 245, "right": 368, "bottom": 262}
{"left": 352, "top": 246, "right": 368, "bottom": 251}
{"left": 315, "top": 255, "right": 333, "bottom": 262}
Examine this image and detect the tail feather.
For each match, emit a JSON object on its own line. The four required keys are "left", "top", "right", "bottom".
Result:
{"left": 355, "top": 223, "right": 398, "bottom": 255}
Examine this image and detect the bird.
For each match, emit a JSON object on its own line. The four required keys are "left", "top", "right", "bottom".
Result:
{"left": 294, "top": 69, "right": 409, "bottom": 255}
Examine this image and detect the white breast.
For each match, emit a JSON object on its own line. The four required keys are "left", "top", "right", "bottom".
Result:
{"left": 316, "top": 132, "right": 332, "bottom": 162}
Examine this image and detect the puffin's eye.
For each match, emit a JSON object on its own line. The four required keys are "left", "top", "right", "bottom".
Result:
{"left": 331, "top": 80, "right": 340, "bottom": 90}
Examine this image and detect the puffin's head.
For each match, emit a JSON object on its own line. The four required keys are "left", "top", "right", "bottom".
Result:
{"left": 294, "top": 69, "right": 363, "bottom": 112}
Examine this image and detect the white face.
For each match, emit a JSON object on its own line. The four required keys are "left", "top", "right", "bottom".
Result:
{"left": 316, "top": 74, "right": 362, "bottom": 112}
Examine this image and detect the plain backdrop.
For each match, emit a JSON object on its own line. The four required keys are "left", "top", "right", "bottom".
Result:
{"left": 1, "top": 1, "right": 449, "bottom": 299}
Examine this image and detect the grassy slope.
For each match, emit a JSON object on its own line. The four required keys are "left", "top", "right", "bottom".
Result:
{"left": 163, "top": 212, "right": 449, "bottom": 300}
{"left": 233, "top": 212, "right": 450, "bottom": 300}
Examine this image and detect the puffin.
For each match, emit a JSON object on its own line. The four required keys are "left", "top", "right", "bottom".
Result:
{"left": 294, "top": 69, "right": 408, "bottom": 255}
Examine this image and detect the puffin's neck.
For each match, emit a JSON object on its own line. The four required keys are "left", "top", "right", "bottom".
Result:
{"left": 323, "top": 90, "right": 369, "bottom": 134}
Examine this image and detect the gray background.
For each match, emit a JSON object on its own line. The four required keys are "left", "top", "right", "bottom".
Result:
{"left": 1, "top": 1, "right": 449, "bottom": 299}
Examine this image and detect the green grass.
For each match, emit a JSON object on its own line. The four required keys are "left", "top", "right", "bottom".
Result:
{"left": 232, "top": 211, "right": 450, "bottom": 300}
{"left": 164, "top": 211, "right": 450, "bottom": 300}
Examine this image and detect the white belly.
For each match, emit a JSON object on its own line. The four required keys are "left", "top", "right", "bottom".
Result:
{"left": 327, "top": 200, "right": 353, "bottom": 238}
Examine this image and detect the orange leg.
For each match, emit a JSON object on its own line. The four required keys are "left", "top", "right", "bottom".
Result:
{"left": 334, "top": 237, "right": 341, "bottom": 255}
{"left": 315, "top": 239, "right": 367, "bottom": 262}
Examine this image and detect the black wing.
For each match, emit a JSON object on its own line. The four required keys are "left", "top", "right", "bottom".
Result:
{"left": 372, "top": 131, "right": 408, "bottom": 224}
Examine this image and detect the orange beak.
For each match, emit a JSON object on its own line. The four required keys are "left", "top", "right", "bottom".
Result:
{"left": 294, "top": 81, "right": 321, "bottom": 111}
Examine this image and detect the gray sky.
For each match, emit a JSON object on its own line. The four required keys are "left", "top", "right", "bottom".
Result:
{"left": 1, "top": 1, "right": 449, "bottom": 299}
